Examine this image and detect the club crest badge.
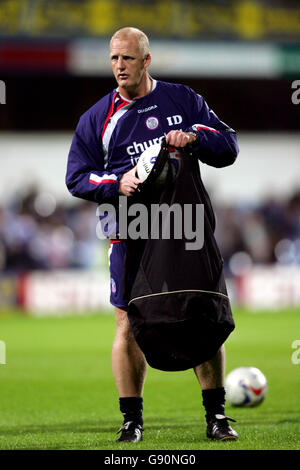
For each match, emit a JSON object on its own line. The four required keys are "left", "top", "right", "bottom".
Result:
{"left": 146, "top": 116, "right": 159, "bottom": 130}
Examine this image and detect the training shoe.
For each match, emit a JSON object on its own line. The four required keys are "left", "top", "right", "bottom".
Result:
{"left": 206, "top": 414, "right": 238, "bottom": 441}
{"left": 116, "top": 421, "right": 143, "bottom": 442}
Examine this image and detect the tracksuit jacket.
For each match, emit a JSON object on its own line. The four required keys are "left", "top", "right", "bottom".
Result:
{"left": 66, "top": 79, "right": 239, "bottom": 207}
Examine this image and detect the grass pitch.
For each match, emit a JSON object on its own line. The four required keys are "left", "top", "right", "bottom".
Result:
{"left": 0, "top": 308, "right": 299, "bottom": 450}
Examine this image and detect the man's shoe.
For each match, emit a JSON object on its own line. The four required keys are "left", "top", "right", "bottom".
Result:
{"left": 206, "top": 414, "right": 238, "bottom": 441}
{"left": 116, "top": 421, "right": 143, "bottom": 442}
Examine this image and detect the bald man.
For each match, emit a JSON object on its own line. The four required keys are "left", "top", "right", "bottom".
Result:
{"left": 66, "top": 27, "right": 239, "bottom": 443}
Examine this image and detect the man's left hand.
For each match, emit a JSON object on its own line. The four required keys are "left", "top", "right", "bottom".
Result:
{"left": 166, "top": 130, "right": 197, "bottom": 148}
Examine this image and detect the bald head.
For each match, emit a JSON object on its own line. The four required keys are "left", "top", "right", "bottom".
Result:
{"left": 110, "top": 27, "right": 150, "bottom": 58}
{"left": 109, "top": 27, "right": 152, "bottom": 99}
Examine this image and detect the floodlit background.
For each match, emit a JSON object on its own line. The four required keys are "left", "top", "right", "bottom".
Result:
{"left": 0, "top": 0, "right": 300, "bottom": 314}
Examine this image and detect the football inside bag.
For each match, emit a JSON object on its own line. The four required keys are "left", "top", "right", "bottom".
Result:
{"left": 125, "top": 141, "right": 235, "bottom": 371}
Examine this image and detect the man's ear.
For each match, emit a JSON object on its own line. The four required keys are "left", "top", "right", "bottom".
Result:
{"left": 144, "top": 53, "right": 151, "bottom": 69}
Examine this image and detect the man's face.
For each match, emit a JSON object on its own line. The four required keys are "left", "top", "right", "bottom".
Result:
{"left": 110, "top": 37, "right": 149, "bottom": 93}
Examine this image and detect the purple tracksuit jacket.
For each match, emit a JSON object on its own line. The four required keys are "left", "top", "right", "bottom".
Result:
{"left": 66, "top": 79, "right": 239, "bottom": 206}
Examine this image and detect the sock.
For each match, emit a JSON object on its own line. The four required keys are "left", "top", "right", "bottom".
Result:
{"left": 119, "top": 397, "right": 143, "bottom": 426}
{"left": 202, "top": 387, "right": 226, "bottom": 421}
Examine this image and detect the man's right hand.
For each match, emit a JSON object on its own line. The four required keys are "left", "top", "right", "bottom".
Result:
{"left": 118, "top": 166, "right": 142, "bottom": 196}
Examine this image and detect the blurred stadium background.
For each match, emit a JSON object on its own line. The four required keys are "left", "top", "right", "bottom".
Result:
{"left": 0, "top": 0, "right": 300, "bottom": 316}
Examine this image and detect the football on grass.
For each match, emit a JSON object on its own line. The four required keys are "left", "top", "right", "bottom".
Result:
{"left": 225, "top": 366, "right": 268, "bottom": 407}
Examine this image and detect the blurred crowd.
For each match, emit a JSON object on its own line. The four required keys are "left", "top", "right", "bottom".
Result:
{"left": 214, "top": 190, "right": 300, "bottom": 276}
{"left": 1, "top": 185, "right": 300, "bottom": 276}
{"left": 0, "top": 186, "right": 103, "bottom": 272}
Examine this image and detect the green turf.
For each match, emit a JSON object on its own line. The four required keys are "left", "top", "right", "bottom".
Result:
{"left": 0, "top": 308, "right": 300, "bottom": 450}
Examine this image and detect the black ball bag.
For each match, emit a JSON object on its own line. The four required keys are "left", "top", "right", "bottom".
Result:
{"left": 124, "top": 140, "right": 235, "bottom": 371}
